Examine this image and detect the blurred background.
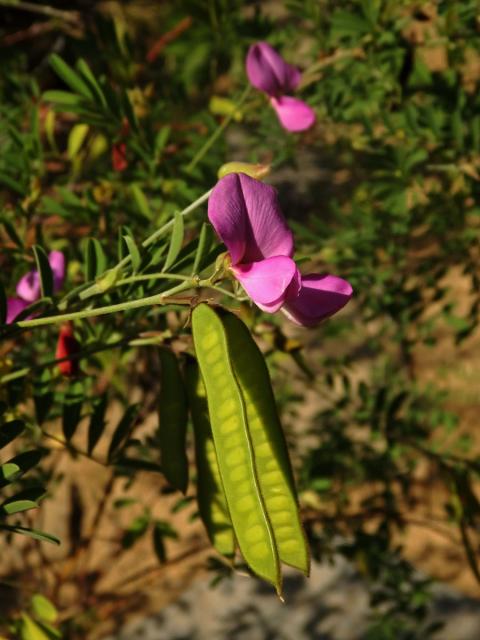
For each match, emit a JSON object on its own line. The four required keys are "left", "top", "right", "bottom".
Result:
{"left": 1, "top": 1, "right": 480, "bottom": 638}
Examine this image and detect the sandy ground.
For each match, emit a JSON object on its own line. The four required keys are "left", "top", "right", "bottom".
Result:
{"left": 108, "top": 559, "right": 480, "bottom": 640}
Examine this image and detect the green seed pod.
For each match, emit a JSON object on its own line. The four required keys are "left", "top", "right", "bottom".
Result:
{"left": 185, "top": 359, "right": 235, "bottom": 557}
{"left": 192, "top": 304, "right": 281, "bottom": 591}
{"left": 222, "top": 312, "right": 310, "bottom": 575}
{"left": 158, "top": 348, "right": 189, "bottom": 493}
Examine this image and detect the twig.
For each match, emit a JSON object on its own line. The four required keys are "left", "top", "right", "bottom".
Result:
{"left": 0, "top": 1, "right": 80, "bottom": 24}
{"left": 146, "top": 16, "right": 192, "bottom": 63}
{"left": 110, "top": 543, "right": 210, "bottom": 591}
{"left": 40, "top": 429, "right": 108, "bottom": 468}
{"left": 3, "top": 19, "right": 56, "bottom": 46}
{"left": 185, "top": 86, "right": 252, "bottom": 173}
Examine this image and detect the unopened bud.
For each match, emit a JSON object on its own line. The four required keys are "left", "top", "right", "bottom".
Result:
{"left": 56, "top": 322, "right": 81, "bottom": 377}
{"left": 217, "top": 162, "right": 270, "bottom": 181}
{"left": 93, "top": 268, "right": 119, "bottom": 295}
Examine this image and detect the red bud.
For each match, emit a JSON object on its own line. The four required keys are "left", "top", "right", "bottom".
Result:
{"left": 56, "top": 322, "right": 80, "bottom": 377}
{"left": 112, "top": 142, "right": 128, "bottom": 172}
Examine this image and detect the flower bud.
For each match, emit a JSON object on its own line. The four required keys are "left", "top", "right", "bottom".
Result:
{"left": 56, "top": 322, "right": 80, "bottom": 377}
{"left": 112, "top": 142, "right": 127, "bottom": 172}
{"left": 217, "top": 162, "right": 270, "bottom": 181}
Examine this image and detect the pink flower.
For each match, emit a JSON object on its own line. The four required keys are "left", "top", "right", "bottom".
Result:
{"left": 246, "top": 42, "right": 315, "bottom": 133}
{"left": 6, "top": 250, "right": 65, "bottom": 324}
{"left": 208, "top": 173, "right": 352, "bottom": 326}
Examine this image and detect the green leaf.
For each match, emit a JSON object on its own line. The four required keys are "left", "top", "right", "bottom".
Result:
{"left": 157, "top": 348, "right": 189, "bottom": 493}
{"left": 122, "top": 235, "right": 141, "bottom": 273}
{"left": 67, "top": 123, "right": 89, "bottom": 159}
{"left": 121, "top": 89, "right": 139, "bottom": 133}
{"left": 155, "top": 126, "right": 171, "bottom": 157}
{"left": 117, "top": 225, "right": 136, "bottom": 262}
{"left": 152, "top": 523, "right": 166, "bottom": 563}
{"left": 130, "top": 184, "right": 153, "bottom": 220}
{"left": 331, "top": 10, "right": 371, "bottom": 39}
{"left": 84, "top": 237, "right": 107, "bottom": 281}
{"left": 31, "top": 595, "right": 58, "bottom": 623}
{"left": 43, "top": 90, "right": 87, "bottom": 107}
{"left": 0, "top": 450, "right": 42, "bottom": 488}
{"left": 108, "top": 404, "right": 139, "bottom": 462}
{"left": 76, "top": 58, "right": 107, "bottom": 108}
{"left": 2, "top": 218, "right": 23, "bottom": 247}
{"left": 32, "top": 245, "right": 54, "bottom": 298}
{"left": 0, "top": 172, "right": 25, "bottom": 194}
{"left": 87, "top": 392, "right": 108, "bottom": 455}
{"left": 49, "top": 54, "right": 94, "bottom": 100}
{"left": 0, "top": 462, "right": 20, "bottom": 484}
{"left": 121, "top": 513, "right": 149, "bottom": 549}
{"left": 0, "top": 419, "right": 25, "bottom": 449}
{"left": 0, "top": 525, "right": 60, "bottom": 545}
{"left": 191, "top": 223, "right": 213, "bottom": 276}
{"left": 20, "top": 613, "right": 51, "bottom": 640}
{"left": 14, "top": 299, "right": 51, "bottom": 323}
{"left": 162, "top": 211, "right": 184, "bottom": 272}
{"left": 1, "top": 488, "right": 45, "bottom": 515}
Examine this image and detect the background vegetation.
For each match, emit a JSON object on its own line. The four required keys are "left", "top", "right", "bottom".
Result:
{"left": 1, "top": 1, "right": 480, "bottom": 638}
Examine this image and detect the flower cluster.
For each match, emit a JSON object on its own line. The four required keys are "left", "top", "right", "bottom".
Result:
{"left": 7, "top": 251, "right": 65, "bottom": 324}
{"left": 246, "top": 42, "right": 315, "bottom": 132}
{"left": 208, "top": 173, "right": 352, "bottom": 326}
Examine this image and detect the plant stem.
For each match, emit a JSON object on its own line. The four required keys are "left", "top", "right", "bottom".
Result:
{"left": 17, "top": 281, "right": 194, "bottom": 329}
{"left": 186, "top": 85, "right": 252, "bottom": 173}
{"left": 41, "top": 429, "right": 107, "bottom": 467}
{"left": 115, "top": 273, "right": 191, "bottom": 286}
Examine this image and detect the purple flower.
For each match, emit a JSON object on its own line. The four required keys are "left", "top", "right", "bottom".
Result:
{"left": 246, "top": 42, "right": 315, "bottom": 133}
{"left": 208, "top": 173, "right": 297, "bottom": 313}
{"left": 283, "top": 272, "right": 353, "bottom": 327}
{"left": 208, "top": 173, "right": 352, "bottom": 326}
{"left": 6, "top": 250, "right": 65, "bottom": 324}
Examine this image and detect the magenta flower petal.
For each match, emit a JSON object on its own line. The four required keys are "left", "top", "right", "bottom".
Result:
{"left": 6, "top": 297, "right": 29, "bottom": 324}
{"left": 208, "top": 174, "right": 248, "bottom": 265}
{"left": 270, "top": 96, "right": 316, "bottom": 132}
{"left": 208, "top": 173, "right": 294, "bottom": 265}
{"left": 15, "top": 250, "right": 65, "bottom": 303}
{"left": 232, "top": 256, "right": 297, "bottom": 312}
{"left": 48, "top": 251, "right": 66, "bottom": 292}
{"left": 246, "top": 42, "right": 301, "bottom": 96}
{"left": 284, "top": 274, "right": 353, "bottom": 326}
{"left": 16, "top": 270, "right": 41, "bottom": 303}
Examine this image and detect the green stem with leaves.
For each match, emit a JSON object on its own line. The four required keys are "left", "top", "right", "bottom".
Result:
{"left": 16, "top": 281, "right": 197, "bottom": 329}
{"left": 78, "top": 188, "right": 213, "bottom": 301}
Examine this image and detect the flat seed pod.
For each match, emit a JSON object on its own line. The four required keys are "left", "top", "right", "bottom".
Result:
{"left": 185, "top": 359, "right": 235, "bottom": 557}
{"left": 158, "top": 348, "right": 189, "bottom": 493}
{"left": 192, "top": 304, "right": 280, "bottom": 591}
{"left": 222, "top": 312, "right": 310, "bottom": 575}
